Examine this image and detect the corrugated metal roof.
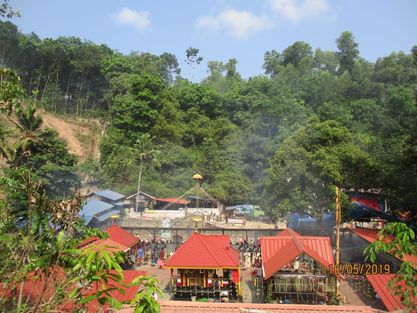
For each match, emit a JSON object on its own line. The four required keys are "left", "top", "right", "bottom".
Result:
{"left": 82, "top": 215, "right": 94, "bottom": 226}
{"left": 117, "top": 301, "right": 379, "bottom": 313}
{"left": 106, "top": 225, "right": 139, "bottom": 248}
{"left": 365, "top": 274, "right": 403, "bottom": 312}
{"left": 164, "top": 233, "right": 239, "bottom": 268}
{"left": 94, "top": 189, "right": 125, "bottom": 201}
{"left": 260, "top": 230, "right": 334, "bottom": 280}
{"left": 351, "top": 228, "right": 417, "bottom": 264}
{"left": 277, "top": 228, "right": 302, "bottom": 237}
{"left": 96, "top": 209, "right": 121, "bottom": 222}
{"left": 80, "top": 199, "right": 114, "bottom": 216}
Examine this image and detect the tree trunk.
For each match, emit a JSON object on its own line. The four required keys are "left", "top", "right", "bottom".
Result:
{"left": 76, "top": 73, "right": 85, "bottom": 117}
{"left": 64, "top": 71, "right": 72, "bottom": 115}
{"left": 17, "top": 280, "right": 24, "bottom": 311}
{"left": 41, "top": 67, "right": 53, "bottom": 103}
{"left": 135, "top": 161, "right": 144, "bottom": 213}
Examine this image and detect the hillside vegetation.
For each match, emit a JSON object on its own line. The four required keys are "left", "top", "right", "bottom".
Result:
{"left": 1, "top": 20, "right": 417, "bottom": 220}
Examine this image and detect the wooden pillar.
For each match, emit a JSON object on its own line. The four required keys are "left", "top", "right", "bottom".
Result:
{"left": 170, "top": 269, "right": 173, "bottom": 295}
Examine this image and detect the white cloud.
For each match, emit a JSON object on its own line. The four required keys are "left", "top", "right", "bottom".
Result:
{"left": 197, "top": 9, "right": 274, "bottom": 40}
{"left": 112, "top": 7, "right": 150, "bottom": 31}
{"left": 269, "top": 0, "right": 329, "bottom": 23}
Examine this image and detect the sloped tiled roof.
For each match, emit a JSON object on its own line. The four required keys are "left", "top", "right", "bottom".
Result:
{"left": 164, "top": 233, "right": 239, "bottom": 268}
{"left": 365, "top": 274, "right": 404, "bottom": 312}
{"left": 106, "top": 225, "right": 139, "bottom": 248}
{"left": 155, "top": 197, "right": 189, "bottom": 205}
{"left": 277, "top": 228, "right": 302, "bottom": 237}
{"left": 351, "top": 228, "right": 417, "bottom": 264}
{"left": 260, "top": 229, "right": 334, "bottom": 279}
{"left": 0, "top": 268, "right": 146, "bottom": 313}
{"left": 82, "top": 238, "right": 130, "bottom": 253}
{"left": 117, "top": 301, "right": 380, "bottom": 313}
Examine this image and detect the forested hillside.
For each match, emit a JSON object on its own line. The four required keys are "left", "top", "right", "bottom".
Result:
{"left": 1, "top": 20, "right": 417, "bottom": 219}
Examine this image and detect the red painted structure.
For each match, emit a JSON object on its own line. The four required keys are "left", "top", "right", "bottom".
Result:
{"left": 365, "top": 274, "right": 404, "bottom": 312}
{"left": 106, "top": 224, "right": 139, "bottom": 251}
{"left": 351, "top": 228, "right": 417, "bottom": 264}
{"left": 260, "top": 230, "right": 334, "bottom": 280}
{"left": 164, "top": 233, "right": 241, "bottom": 300}
{"left": 165, "top": 233, "right": 239, "bottom": 268}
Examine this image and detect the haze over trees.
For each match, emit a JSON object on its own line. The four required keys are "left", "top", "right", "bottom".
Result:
{"left": 1, "top": 20, "right": 417, "bottom": 222}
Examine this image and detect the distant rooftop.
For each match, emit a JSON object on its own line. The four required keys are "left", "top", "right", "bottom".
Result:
{"left": 94, "top": 189, "right": 125, "bottom": 201}
{"left": 80, "top": 199, "right": 113, "bottom": 216}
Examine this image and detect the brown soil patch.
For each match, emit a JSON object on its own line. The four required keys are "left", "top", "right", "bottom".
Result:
{"left": 40, "top": 111, "right": 101, "bottom": 161}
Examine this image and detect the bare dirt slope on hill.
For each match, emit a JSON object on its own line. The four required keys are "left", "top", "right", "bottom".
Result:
{"left": 41, "top": 111, "right": 102, "bottom": 162}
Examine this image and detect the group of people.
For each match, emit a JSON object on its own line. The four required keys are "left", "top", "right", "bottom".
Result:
{"left": 233, "top": 239, "right": 261, "bottom": 269}
{"left": 129, "top": 239, "right": 175, "bottom": 266}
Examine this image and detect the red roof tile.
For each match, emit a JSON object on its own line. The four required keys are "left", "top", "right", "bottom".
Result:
{"left": 351, "top": 228, "right": 417, "bottom": 264}
{"left": 260, "top": 234, "right": 334, "bottom": 279}
{"left": 155, "top": 197, "right": 189, "bottom": 205}
{"left": 365, "top": 274, "right": 403, "bottom": 312}
{"left": 106, "top": 225, "right": 140, "bottom": 248}
{"left": 78, "top": 236, "right": 100, "bottom": 248}
{"left": 87, "top": 269, "right": 146, "bottom": 312}
{"left": 164, "top": 233, "right": 239, "bottom": 268}
{"left": 277, "top": 228, "right": 302, "bottom": 237}
{"left": 0, "top": 268, "right": 146, "bottom": 313}
{"left": 82, "top": 238, "right": 130, "bottom": 253}
{"left": 118, "top": 301, "right": 379, "bottom": 313}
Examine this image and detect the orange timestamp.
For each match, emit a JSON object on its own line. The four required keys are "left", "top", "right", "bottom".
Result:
{"left": 328, "top": 263, "right": 392, "bottom": 275}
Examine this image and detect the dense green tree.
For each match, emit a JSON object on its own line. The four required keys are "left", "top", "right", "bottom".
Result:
{"left": 264, "top": 120, "right": 377, "bottom": 217}
{"left": 282, "top": 41, "right": 313, "bottom": 68}
{"left": 336, "top": 31, "right": 359, "bottom": 74}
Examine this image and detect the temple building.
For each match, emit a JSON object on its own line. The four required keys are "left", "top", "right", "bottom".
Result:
{"left": 164, "top": 233, "right": 241, "bottom": 302}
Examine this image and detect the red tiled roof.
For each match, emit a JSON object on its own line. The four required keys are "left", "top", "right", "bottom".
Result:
{"left": 78, "top": 236, "right": 100, "bottom": 248}
{"left": 82, "top": 238, "right": 130, "bottom": 253}
{"left": 164, "top": 233, "right": 239, "bottom": 268}
{"left": 106, "top": 225, "right": 139, "bottom": 248}
{"left": 277, "top": 228, "right": 302, "bottom": 237}
{"left": 365, "top": 274, "right": 403, "bottom": 312}
{"left": 118, "top": 301, "right": 379, "bottom": 313}
{"left": 155, "top": 197, "right": 189, "bottom": 205}
{"left": 0, "top": 268, "right": 146, "bottom": 313}
{"left": 87, "top": 270, "right": 146, "bottom": 312}
{"left": 260, "top": 233, "right": 334, "bottom": 279}
{"left": 351, "top": 228, "right": 417, "bottom": 264}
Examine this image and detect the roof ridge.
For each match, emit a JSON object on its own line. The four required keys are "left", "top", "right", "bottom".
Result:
{"left": 196, "top": 234, "right": 223, "bottom": 267}
{"left": 223, "top": 245, "right": 239, "bottom": 267}
{"left": 292, "top": 236, "right": 306, "bottom": 253}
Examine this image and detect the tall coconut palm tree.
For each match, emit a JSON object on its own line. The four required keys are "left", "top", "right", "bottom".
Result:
{"left": 134, "top": 134, "right": 160, "bottom": 212}
{"left": 10, "top": 103, "right": 43, "bottom": 166}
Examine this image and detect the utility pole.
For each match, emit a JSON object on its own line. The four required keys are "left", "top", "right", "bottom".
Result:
{"left": 335, "top": 186, "right": 342, "bottom": 296}
{"left": 335, "top": 187, "right": 341, "bottom": 265}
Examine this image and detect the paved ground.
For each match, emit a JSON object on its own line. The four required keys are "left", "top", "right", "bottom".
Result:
{"left": 135, "top": 265, "right": 173, "bottom": 300}
{"left": 339, "top": 278, "right": 386, "bottom": 311}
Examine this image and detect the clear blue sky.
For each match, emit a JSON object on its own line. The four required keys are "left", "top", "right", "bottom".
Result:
{"left": 10, "top": 0, "right": 417, "bottom": 82}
